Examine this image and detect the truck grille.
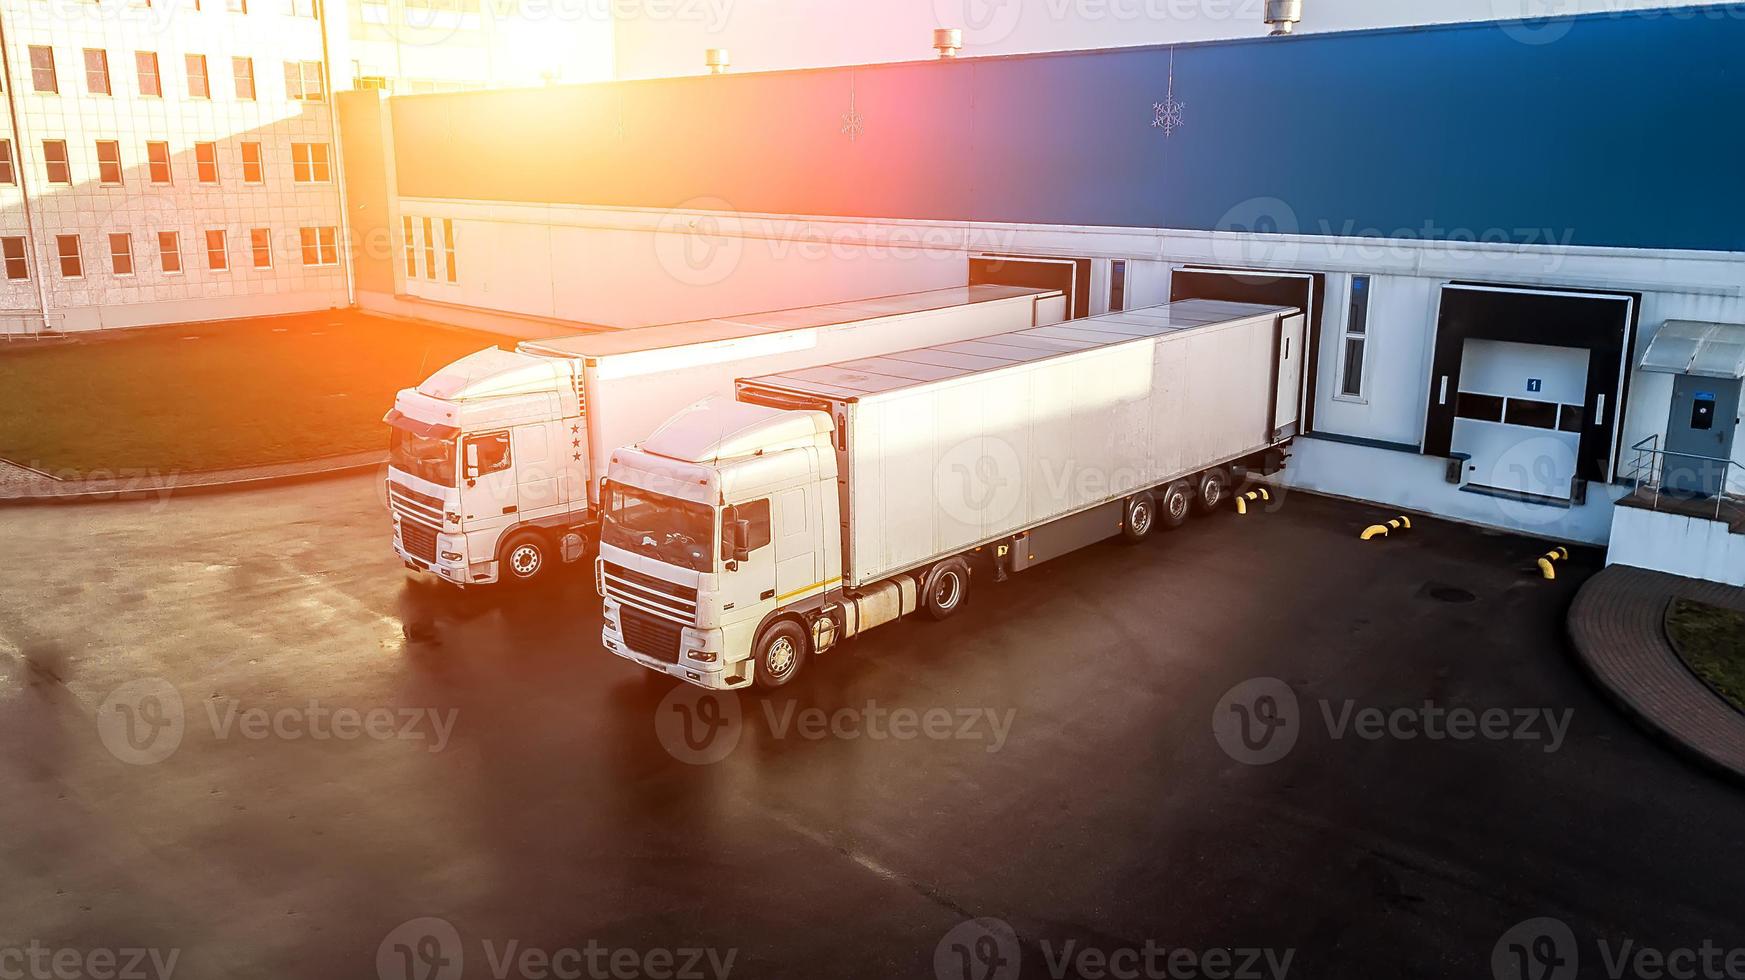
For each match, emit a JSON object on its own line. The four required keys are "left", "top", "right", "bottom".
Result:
{"left": 389, "top": 482, "right": 444, "bottom": 526}
{"left": 620, "top": 605, "right": 683, "bottom": 663}
{"left": 399, "top": 518, "right": 438, "bottom": 563}
{"left": 601, "top": 562, "right": 698, "bottom": 620}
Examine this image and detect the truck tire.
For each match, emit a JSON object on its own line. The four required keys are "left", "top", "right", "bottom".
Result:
{"left": 1121, "top": 491, "right": 1156, "bottom": 543}
{"left": 1197, "top": 468, "right": 1229, "bottom": 513}
{"left": 499, "top": 529, "right": 550, "bottom": 585}
{"left": 1160, "top": 481, "right": 1194, "bottom": 530}
{"left": 753, "top": 620, "right": 808, "bottom": 690}
{"left": 921, "top": 558, "right": 972, "bottom": 621}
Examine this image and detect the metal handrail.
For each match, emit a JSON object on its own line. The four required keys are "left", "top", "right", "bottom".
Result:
{"left": 1627, "top": 434, "right": 1744, "bottom": 521}
{"left": 0, "top": 311, "right": 62, "bottom": 340}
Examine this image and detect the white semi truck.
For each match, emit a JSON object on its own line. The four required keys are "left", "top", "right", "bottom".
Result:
{"left": 597, "top": 299, "right": 1306, "bottom": 689}
{"left": 383, "top": 286, "right": 1066, "bottom": 586}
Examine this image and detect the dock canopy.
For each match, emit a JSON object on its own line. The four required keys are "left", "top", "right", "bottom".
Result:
{"left": 1639, "top": 320, "right": 1745, "bottom": 379}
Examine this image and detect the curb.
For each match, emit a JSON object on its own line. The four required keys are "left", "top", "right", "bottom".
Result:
{"left": 0, "top": 453, "right": 386, "bottom": 506}
{"left": 1565, "top": 566, "right": 1745, "bottom": 788}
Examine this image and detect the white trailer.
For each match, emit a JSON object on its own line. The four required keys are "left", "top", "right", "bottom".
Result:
{"left": 596, "top": 299, "right": 1305, "bottom": 689}
{"left": 384, "top": 285, "right": 1066, "bottom": 586}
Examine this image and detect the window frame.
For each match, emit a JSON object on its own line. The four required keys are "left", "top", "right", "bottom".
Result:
{"left": 1108, "top": 258, "right": 1126, "bottom": 313}
{"left": 158, "top": 231, "right": 183, "bottom": 275}
{"left": 185, "top": 53, "right": 210, "bottom": 99}
{"left": 442, "top": 218, "right": 457, "bottom": 283}
{"left": 1335, "top": 273, "right": 1374, "bottom": 403}
{"left": 462, "top": 430, "right": 511, "bottom": 478}
{"left": 205, "top": 229, "right": 229, "bottom": 272}
{"left": 421, "top": 216, "right": 435, "bottom": 281}
{"left": 136, "top": 51, "right": 162, "bottom": 98}
{"left": 300, "top": 226, "right": 339, "bottom": 266}
{"left": 145, "top": 140, "right": 172, "bottom": 184}
{"left": 290, "top": 142, "right": 330, "bottom": 182}
{"left": 240, "top": 141, "right": 264, "bottom": 183}
{"left": 232, "top": 56, "right": 256, "bottom": 100}
{"left": 401, "top": 215, "right": 417, "bottom": 278}
{"left": 194, "top": 141, "right": 219, "bottom": 184}
{"left": 41, "top": 140, "right": 70, "bottom": 185}
{"left": 249, "top": 228, "right": 272, "bottom": 269}
{"left": 83, "top": 48, "right": 112, "bottom": 96}
{"left": 0, "top": 139, "right": 17, "bottom": 186}
{"left": 95, "top": 140, "right": 123, "bottom": 186}
{"left": 109, "top": 233, "right": 134, "bottom": 277}
{"left": 2, "top": 237, "right": 30, "bottom": 281}
{"left": 29, "top": 46, "right": 57, "bottom": 94}
{"left": 55, "top": 235, "right": 82, "bottom": 279}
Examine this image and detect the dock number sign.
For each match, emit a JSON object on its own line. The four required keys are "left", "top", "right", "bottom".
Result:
{"left": 1526, "top": 378, "right": 1543, "bottom": 393}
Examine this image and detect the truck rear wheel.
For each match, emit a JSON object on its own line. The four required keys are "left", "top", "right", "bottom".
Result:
{"left": 499, "top": 530, "right": 550, "bottom": 585}
{"left": 1160, "top": 481, "right": 1194, "bottom": 529}
{"left": 921, "top": 558, "right": 971, "bottom": 621}
{"left": 1197, "top": 468, "right": 1230, "bottom": 513}
{"left": 1121, "top": 491, "right": 1156, "bottom": 543}
{"left": 754, "top": 620, "right": 808, "bottom": 690}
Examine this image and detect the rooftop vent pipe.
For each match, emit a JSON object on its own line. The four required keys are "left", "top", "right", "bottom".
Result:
{"left": 705, "top": 48, "right": 730, "bottom": 74}
{"left": 1264, "top": 0, "right": 1302, "bottom": 34}
{"left": 933, "top": 28, "right": 963, "bottom": 59}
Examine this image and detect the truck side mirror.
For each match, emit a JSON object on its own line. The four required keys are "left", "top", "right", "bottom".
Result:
{"left": 732, "top": 519, "right": 752, "bottom": 564}
{"left": 464, "top": 442, "right": 480, "bottom": 482}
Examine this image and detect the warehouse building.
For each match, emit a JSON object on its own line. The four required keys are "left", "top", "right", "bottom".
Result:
{"left": 345, "top": 7, "right": 1740, "bottom": 573}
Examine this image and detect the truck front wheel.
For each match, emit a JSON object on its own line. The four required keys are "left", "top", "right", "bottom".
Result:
{"left": 753, "top": 620, "right": 808, "bottom": 690}
{"left": 921, "top": 558, "right": 972, "bottom": 621}
{"left": 499, "top": 530, "right": 550, "bottom": 585}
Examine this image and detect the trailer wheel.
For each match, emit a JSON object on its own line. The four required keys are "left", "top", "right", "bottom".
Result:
{"left": 753, "top": 620, "right": 808, "bottom": 690}
{"left": 1197, "top": 468, "right": 1230, "bottom": 513}
{"left": 499, "top": 530, "right": 550, "bottom": 585}
{"left": 921, "top": 558, "right": 972, "bottom": 621}
{"left": 1121, "top": 491, "right": 1156, "bottom": 543}
{"left": 1160, "top": 481, "right": 1194, "bottom": 529}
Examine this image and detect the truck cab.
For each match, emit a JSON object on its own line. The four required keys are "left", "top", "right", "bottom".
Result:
{"left": 597, "top": 398, "right": 839, "bottom": 689}
{"left": 386, "top": 347, "right": 592, "bottom": 586}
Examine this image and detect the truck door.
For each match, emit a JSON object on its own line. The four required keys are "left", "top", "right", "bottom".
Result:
{"left": 720, "top": 498, "right": 777, "bottom": 615}
{"left": 772, "top": 487, "right": 821, "bottom": 599}
{"left": 460, "top": 430, "right": 519, "bottom": 533}
{"left": 1274, "top": 313, "right": 1306, "bottom": 439}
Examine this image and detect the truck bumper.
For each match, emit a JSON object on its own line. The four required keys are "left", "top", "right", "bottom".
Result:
{"left": 599, "top": 604, "right": 752, "bottom": 690}
{"left": 392, "top": 527, "right": 497, "bottom": 587}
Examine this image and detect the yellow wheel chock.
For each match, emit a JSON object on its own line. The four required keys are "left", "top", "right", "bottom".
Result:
{"left": 1235, "top": 487, "right": 1271, "bottom": 515}
{"left": 1360, "top": 516, "right": 1412, "bottom": 540}
{"left": 1536, "top": 546, "right": 1571, "bottom": 580}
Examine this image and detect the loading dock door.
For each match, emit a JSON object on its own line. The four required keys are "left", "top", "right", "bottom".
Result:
{"left": 1424, "top": 284, "right": 1636, "bottom": 488}
{"left": 1172, "top": 267, "right": 1324, "bottom": 433}
{"left": 971, "top": 255, "right": 1092, "bottom": 320}
{"left": 1449, "top": 339, "right": 1590, "bottom": 502}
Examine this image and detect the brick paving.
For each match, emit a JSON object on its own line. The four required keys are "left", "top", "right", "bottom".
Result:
{"left": 1568, "top": 564, "right": 1745, "bottom": 781}
{"left": 0, "top": 450, "right": 384, "bottom": 504}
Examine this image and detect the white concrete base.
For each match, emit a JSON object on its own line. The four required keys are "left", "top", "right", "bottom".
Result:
{"left": 1281, "top": 435, "right": 1624, "bottom": 545}
{"left": 1606, "top": 504, "right": 1745, "bottom": 586}
{"left": 47, "top": 291, "right": 349, "bottom": 332}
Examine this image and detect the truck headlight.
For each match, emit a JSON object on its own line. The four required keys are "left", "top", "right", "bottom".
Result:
{"left": 688, "top": 649, "right": 717, "bottom": 663}
{"left": 440, "top": 550, "right": 464, "bottom": 562}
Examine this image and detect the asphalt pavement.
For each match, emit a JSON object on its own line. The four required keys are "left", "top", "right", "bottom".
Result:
{"left": 0, "top": 475, "right": 1739, "bottom": 980}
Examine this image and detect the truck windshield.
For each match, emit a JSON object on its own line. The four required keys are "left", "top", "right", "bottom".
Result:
{"left": 389, "top": 430, "right": 456, "bottom": 487}
{"left": 601, "top": 483, "right": 715, "bottom": 573}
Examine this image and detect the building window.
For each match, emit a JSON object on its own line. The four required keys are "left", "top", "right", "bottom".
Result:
{"left": 284, "top": 60, "right": 324, "bottom": 101}
{"left": 205, "top": 229, "right": 228, "bottom": 271}
{"left": 29, "top": 47, "right": 57, "bottom": 94}
{"left": 401, "top": 216, "right": 416, "bottom": 277}
{"left": 158, "top": 231, "right": 182, "bottom": 274}
{"left": 42, "top": 140, "right": 70, "bottom": 184}
{"left": 421, "top": 217, "right": 435, "bottom": 280}
{"left": 0, "top": 140, "right": 14, "bottom": 185}
{"left": 55, "top": 235, "right": 81, "bottom": 278}
{"left": 146, "top": 140, "right": 171, "bottom": 183}
{"left": 241, "top": 141, "right": 263, "bottom": 183}
{"left": 96, "top": 140, "right": 123, "bottom": 185}
{"left": 1339, "top": 274, "right": 1372, "bottom": 399}
{"left": 290, "top": 142, "right": 330, "bottom": 182}
{"left": 300, "top": 226, "right": 338, "bottom": 266}
{"left": 136, "top": 52, "right": 162, "bottom": 97}
{"left": 1108, "top": 259, "right": 1126, "bottom": 313}
{"left": 83, "top": 49, "right": 111, "bottom": 95}
{"left": 186, "top": 54, "right": 210, "bottom": 99}
{"left": 109, "top": 233, "right": 133, "bottom": 276}
{"left": 288, "top": 0, "right": 319, "bottom": 17}
{"left": 232, "top": 57, "right": 255, "bottom": 100}
{"left": 195, "top": 142, "right": 219, "bottom": 184}
{"left": 442, "top": 218, "right": 457, "bottom": 283}
{"left": 250, "top": 228, "right": 272, "bottom": 268}
{"left": 2, "top": 237, "right": 28, "bottom": 280}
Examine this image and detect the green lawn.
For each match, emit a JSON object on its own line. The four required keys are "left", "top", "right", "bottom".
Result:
{"left": 0, "top": 313, "right": 518, "bottom": 477}
{"left": 1667, "top": 598, "right": 1745, "bottom": 713}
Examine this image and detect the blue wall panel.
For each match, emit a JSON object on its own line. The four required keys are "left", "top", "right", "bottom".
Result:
{"left": 390, "top": 7, "right": 1745, "bottom": 252}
